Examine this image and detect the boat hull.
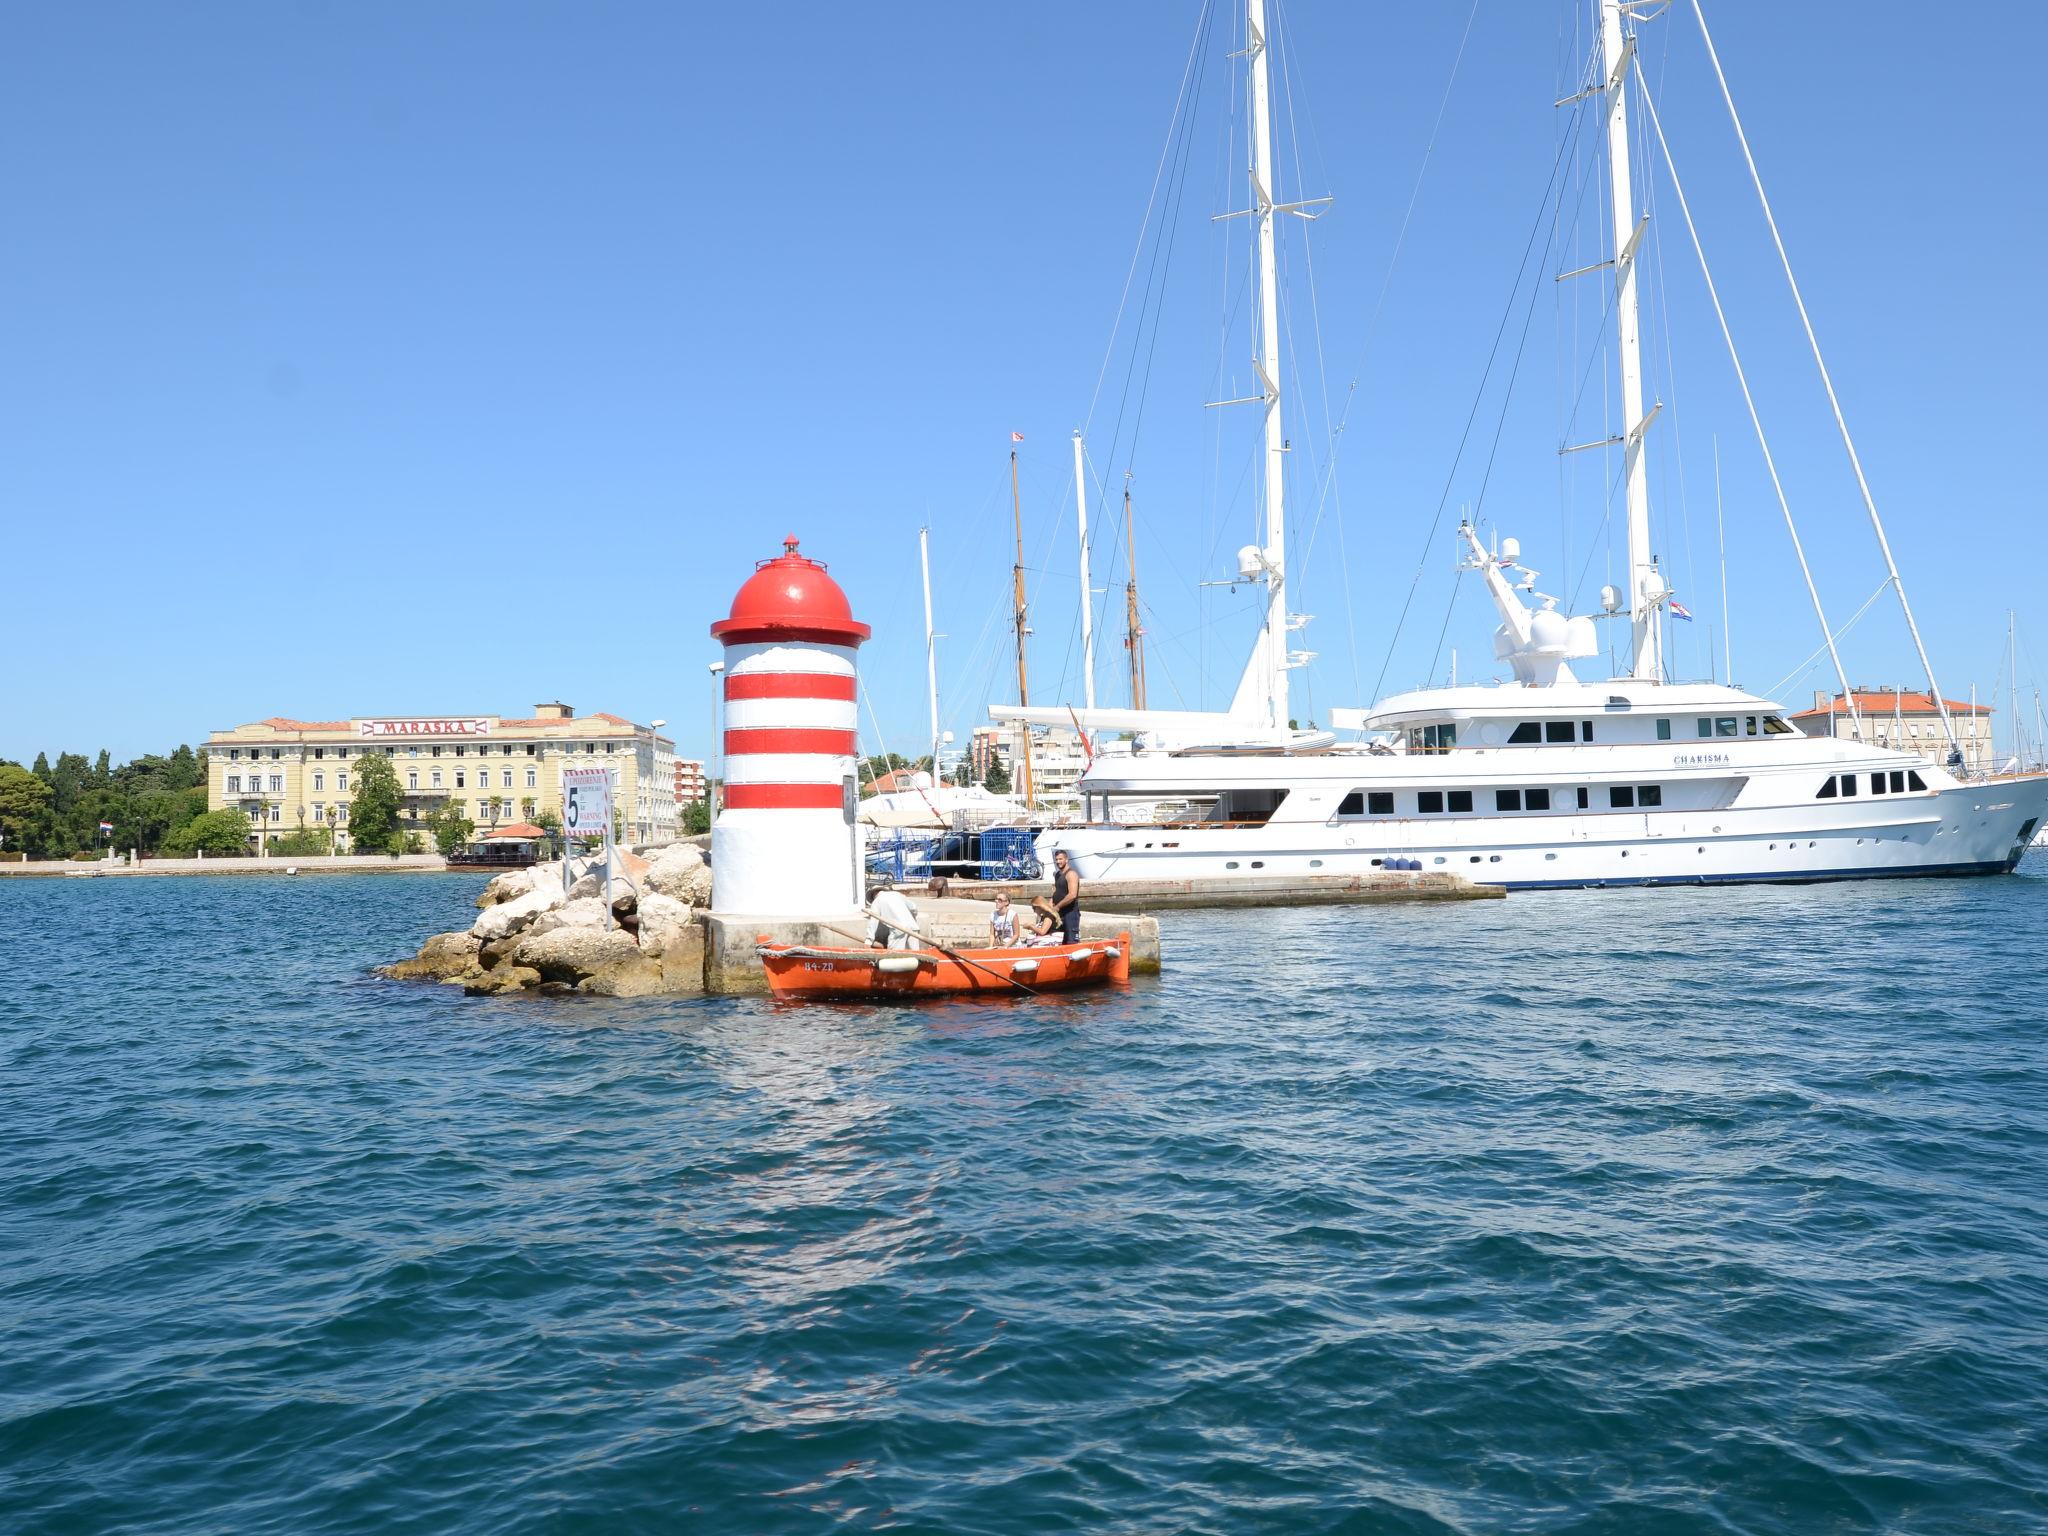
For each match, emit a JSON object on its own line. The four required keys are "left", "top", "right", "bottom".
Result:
{"left": 1039, "top": 779, "right": 2048, "bottom": 893}
{"left": 758, "top": 933, "right": 1133, "bottom": 999}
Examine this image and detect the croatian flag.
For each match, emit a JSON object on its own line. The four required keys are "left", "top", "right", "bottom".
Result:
{"left": 1011, "top": 431, "right": 1025, "bottom": 443}
{"left": 1670, "top": 600, "right": 1695, "bottom": 622}
{"left": 98, "top": 821, "right": 114, "bottom": 832}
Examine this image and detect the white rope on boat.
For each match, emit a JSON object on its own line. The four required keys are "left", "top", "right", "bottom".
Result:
{"left": 1692, "top": 0, "right": 1958, "bottom": 756}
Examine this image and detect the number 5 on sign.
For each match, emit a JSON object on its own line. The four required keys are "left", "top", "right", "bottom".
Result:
{"left": 562, "top": 768, "right": 614, "bottom": 842}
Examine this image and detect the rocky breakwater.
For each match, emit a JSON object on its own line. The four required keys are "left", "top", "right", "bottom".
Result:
{"left": 379, "top": 843, "right": 714, "bottom": 996}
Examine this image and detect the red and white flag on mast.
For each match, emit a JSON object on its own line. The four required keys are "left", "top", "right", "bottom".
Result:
{"left": 1010, "top": 431, "right": 1024, "bottom": 442}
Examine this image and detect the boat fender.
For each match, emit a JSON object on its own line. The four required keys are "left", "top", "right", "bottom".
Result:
{"left": 1101, "top": 947, "right": 1120, "bottom": 961}
{"left": 876, "top": 955, "right": 923, "bottom": 974}
{"left": 1067, "top": 949, "right": 1095, "bottom": 961}
{"left": 1011, "top": 959, "right": 1040, "bottom": 975}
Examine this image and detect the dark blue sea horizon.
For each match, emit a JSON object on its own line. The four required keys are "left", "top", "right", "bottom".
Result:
{"left": 4, "top": 864, "right": 2046, "bottom": 1534}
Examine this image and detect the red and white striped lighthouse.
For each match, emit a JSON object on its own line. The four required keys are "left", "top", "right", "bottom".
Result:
{"left": 708, "top": 535, "right": 871, "bottom": 915}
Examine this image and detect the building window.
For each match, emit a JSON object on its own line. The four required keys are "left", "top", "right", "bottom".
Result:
{"left": 430, "top": 770, "right": 443, "bottom": 788}
{"left": 270, "top": 806, "right": 282, "bottom": 822}
{"left": 314, "top": 748, "right": 325, "bottom": 759}
{"left": 1509, "top": 722, "right": 1540, "bottom": 744}
{"left": 1611, "top": 786, "right": 1636, "bottom": 809}
{"left": 408, "top": 771, "right": 419, "bottom": 790}
{"left": 1496, "top": 789, "right": 1522, "bottom": 812}
{"left": 312, "top": 802, "right": 324, "bottom": 819}
{"left": 226, "top": 775, "right": 241, "bottom": 792}
{"left": 338, "top": 805, "right": 348, "bottom": 822}
{"left": 312, "top": 772, "right": 324, "bottom": 792}
{"left": 271, "top": 749, "right": 281, "bottom": 760}
{"left": 499, "top": 769, "right": 511, "bottom": 788}
{"left": 454, "top": 745, "right": 465, "bottom": 757}
{"left": 229, "top": 749, "right": 240, "bottom": 761}
{"left": 455, "top": 770, "right": 465, "bottom": 789}
{"left": 526, "top": 768, "right": 537, "bottom": 789}
{"left": 1526, "top": 787, "right": 1551, "bottom": 811}
{"left": 269, "top": 775, "right": 283, "bottom": 792}
{"left": 337, "top": 771, "right": 349, "bottom": 791}
{"left": 1544, "top": 721, "right": 1574, "bottom": 744}
{"left": 1417, "top": 791, "right": 1444, "bottom": 814}
{"left": 339, "top": 748, "right": 349, "bottom": 759}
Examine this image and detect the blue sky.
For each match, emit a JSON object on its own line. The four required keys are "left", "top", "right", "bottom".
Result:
{"left": 4, "top": 2, "right": 2043, "bottom": 768}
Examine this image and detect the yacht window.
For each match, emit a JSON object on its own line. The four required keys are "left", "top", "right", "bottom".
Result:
{"left": 1417, "top": 791, "right": 1444, "bottom": 814}
{"left": 1817, "top": 777, "right": 1838, "bottom": 799}
{"left": 1872, "top": 773, "right": 1887, "bottom": 796}
{"left": 1639, "top": 785, "right": 1662, "bottom": 807}
{"left": 1698, "top": 718, "right": 1713, "bottom": 738}
{"left": 1840, "top": 774, "right": 1858, "bottom": 797}
{"left": 1544, "top": 721, "right": 1575, "bottom": 744}
{"left": 1447, "top": 790, "right": 1473, "bottom": 813}
{"left": 1746, "top": 716, "right": 1759, "bottom": 736}
{"left": 1338, "top": 791, "right": 1364, "bottom": 817}
{"left": 1439, "top": 724, "right": 1457, "bottom": 751}
{"left": 1764, "top": 715, "right": 1794, "bottom": 735}
{"left": 1576, "top": 787, "right": 1589, "bottom": 809}
{"left": 1368, "top": 791, "right": 1393, "bottom": 816}
{"left": 1526, "top": 787, "right": 1551, "bottom": 811}
{"left": 1908, "top": 771, "right": 1927, "bottom": 791}
{"left": 1509, "top": 722, "right": 1540, "bottom": 744}
{"left": 1495, "top": 789, "right": 1522, "bottom": 812}
{"left": 1610, "top": 786, "right": 1636, "bottom": 809}
{"left": 1582, "top": 721, "right": 1595, "bottom": 742}
{"left": 1889, "top": 771, "right": 1905, "bottom": 794}
{"left": 1715, "top": 717, "right": 1738, "bottom": 737}
{"left": 1656, "top": 719, "right": 1672, "bottom": 741}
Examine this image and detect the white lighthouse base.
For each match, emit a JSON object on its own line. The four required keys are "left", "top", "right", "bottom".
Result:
{"left": 711, "top": 810, "right": 864, "bottom": 918}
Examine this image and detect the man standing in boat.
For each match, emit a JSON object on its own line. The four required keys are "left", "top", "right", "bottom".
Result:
{"left": 1050, "top": 849, "right": 1082, "bottom": 945}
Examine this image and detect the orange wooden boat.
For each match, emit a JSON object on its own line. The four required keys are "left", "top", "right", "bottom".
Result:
{"left": 757, "top": 931, "right": 1133, "bottom": 999}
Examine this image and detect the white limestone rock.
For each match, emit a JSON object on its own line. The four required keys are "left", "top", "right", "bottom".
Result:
{"left": 634, "top": 892, "right": 694, "bottom": 957}
{"left": 470, "top": 885, "right": 562, "bottom": 942}
{"left": 527, "top": 896, "right": 610, "bottom": 938}
{"left": 645, "top": 843, "right": 713, "bottom": 905}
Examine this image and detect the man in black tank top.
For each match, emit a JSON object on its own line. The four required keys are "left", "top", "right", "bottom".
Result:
{"left": 1050, "top": 849, "right": 1082, "bottom": 944}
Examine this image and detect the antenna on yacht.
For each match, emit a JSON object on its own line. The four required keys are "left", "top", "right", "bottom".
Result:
{"left": 1009, "top": 445, "right": 1038, "bottom": 808}
{"left": 1072, "top": 430, "right": 1096, "bottom": 711}
{"left": 1598, "top": 0, "right": 1664, "bottom": 683}
{"left": 1124, "top": 478, "right": 1148, "bottom": 711}
{"left": 920, "top": 526, "right": 941, "bottom": 782}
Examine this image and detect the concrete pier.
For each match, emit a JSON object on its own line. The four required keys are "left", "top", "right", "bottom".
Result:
{"left": 934, "top": 870, "right": 1502, "bottom": 911}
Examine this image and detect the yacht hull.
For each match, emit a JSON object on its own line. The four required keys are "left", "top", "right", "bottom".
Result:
{"left": 1038, "top": 778, "right": 2048, "bottom": 893}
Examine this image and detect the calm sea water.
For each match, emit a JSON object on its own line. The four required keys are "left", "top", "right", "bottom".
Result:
{"left": 4, "top": 865, "right": 2046, "bottom": 1534}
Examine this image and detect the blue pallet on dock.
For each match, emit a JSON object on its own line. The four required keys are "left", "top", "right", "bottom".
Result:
{"left": 979, "top": 826, "right": 1041, "bottom": 882}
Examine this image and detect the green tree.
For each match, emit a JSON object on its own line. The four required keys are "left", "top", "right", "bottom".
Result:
{"left": 268, "top": 827, "right": 332, "bottom": 856}
{"left": 519, "top": 796, "right": 537, "bottom": 822}
{"left": 861, "top": 752, "right": 910, "bottom": 787}
{"left": 92, "top": 749, "right": 112, "bottom": 788}
{"left": 349, "top": 753, "right": 404, "bottom": 853}
{"left": 983, "top": 755, "right": 1012, "bottom": 795}
{"left": 163, "top": 809, "right": 254, "bottom": 857}
{"left": 426, "top": 801, "right": 475, "bottom": 856}
{"left": 682, "top": 798, "right": 711, "bottom": 835}
{"left": 0, "top": 763, "right": 53, "bottom": 855}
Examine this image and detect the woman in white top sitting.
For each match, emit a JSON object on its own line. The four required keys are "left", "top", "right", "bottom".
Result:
{"left": 987, "top": 892, "right": 1019, "bottom": 948}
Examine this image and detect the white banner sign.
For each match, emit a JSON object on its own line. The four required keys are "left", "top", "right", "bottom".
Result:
{"left": 561, "top": 767, "right": 614, "bottom": 841}
{"left": 357, "top": 718, "right": 493, "bottom": 738}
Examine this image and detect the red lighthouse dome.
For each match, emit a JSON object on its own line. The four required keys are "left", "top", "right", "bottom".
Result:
{"left": 710, "top": 535, "right": 871, "bottom": 647}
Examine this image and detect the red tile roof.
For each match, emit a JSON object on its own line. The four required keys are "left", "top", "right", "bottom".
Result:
{"left": 258, "top": 716, "right": 351, "bottom": 731}
{"left": 1790, "top": 690, "right": 1990, "bottom": 720}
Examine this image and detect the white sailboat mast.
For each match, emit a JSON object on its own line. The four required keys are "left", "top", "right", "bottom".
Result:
{"left": 919, "top": 526, "right": 940, "bottom": 776}
{"left": 1247, "top": 0, "right": 1289, "bottom": 729}
{"left": 1599, "top": 0, "right": 1662, "bottom": 683}
{"left": 1072, "top": 430, "right": 1097, "bottom": 711}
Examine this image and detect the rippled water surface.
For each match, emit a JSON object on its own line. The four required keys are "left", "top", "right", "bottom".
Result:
{"left": 4, "top": 865, "right": 2048, "bottom": 1533}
